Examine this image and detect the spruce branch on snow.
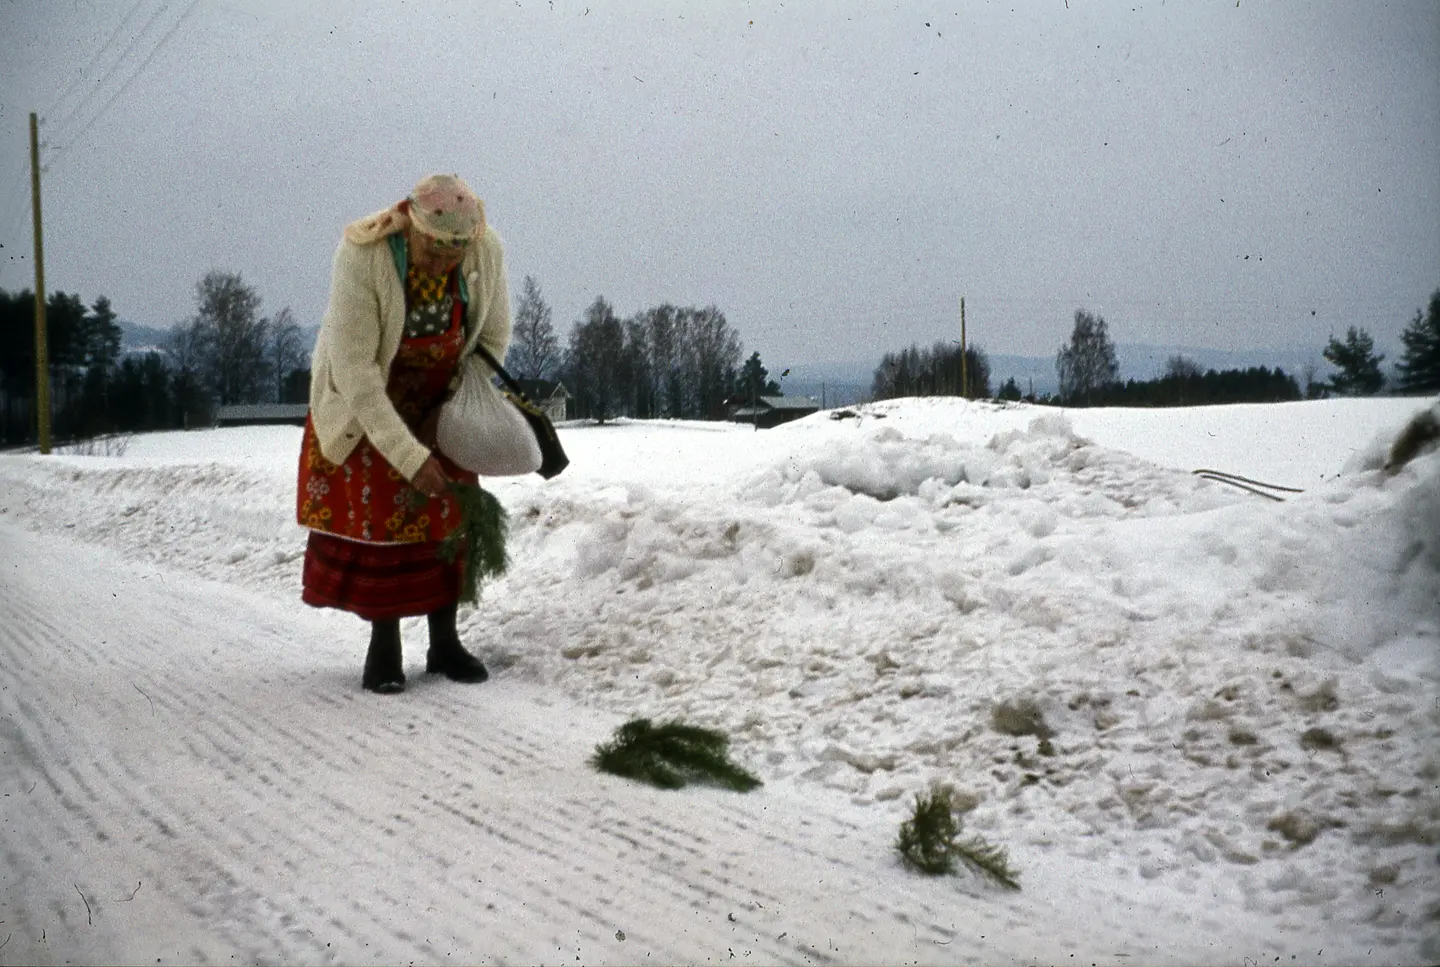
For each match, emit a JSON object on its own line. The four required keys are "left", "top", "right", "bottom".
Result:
{"left": 435, "top": 482, "right": 509, "bottom": 604}
{"left": 591, "top": 718, "right": 762, "bottom": 792}
{"left": 896, "top": 785, "right": 1020, "bottom": 889}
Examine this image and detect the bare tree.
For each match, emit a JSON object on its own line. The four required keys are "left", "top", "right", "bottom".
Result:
{"left": 872, "top": 342, "right": 991, "bottom": 400}
{"left": 194, "top": 271, "right": 270, "bottom": 405}
{"left": 1056, "top": 309, "right": 1119, "bottom": 405}
{"left": 509, "top": 275, "right": 560, "bottom": 380}
{"left": 622, "top": 318, "right": 654, "bottom": 417}
{"left": 686, "top": 306, "right": 743, "bottom": 419}
{"left": 165, "top": 316, "right": 211, "bottom": 427}
{"left": 1163, "top": 354, "right": 1202, "bottom": 379}
{"left": 268, "top": 307, "right": 306, "bottom": 403}
{"left": 635, "top": 304, "right": 684, "bottom": 417}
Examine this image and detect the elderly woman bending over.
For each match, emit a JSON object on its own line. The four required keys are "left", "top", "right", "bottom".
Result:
{"left": 296, "top": 174, "right": 510, "bottom": 694}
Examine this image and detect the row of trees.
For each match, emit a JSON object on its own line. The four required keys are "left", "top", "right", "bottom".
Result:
{"left": 0, "top": 272, "right": 306, "bottom": 445}
{"left": 1, "top": 289, "right": 123, "bottom": 443}
{"left": 508, "top": 277, "right": 772, "bottom": 422}
{"left": 6, "top": 272, "right": 1437, "bottom": 444}
{"left": 166, "top": 271, "right": 309, "bottom": 413}
{"left": 1082, "top": 362, "right": 1302, "bottom": 407}
{"left": 1051, "top": 292, "right": 1440, "bottom": 406}
{"left": 871, "top": 342, "right": 992, "bottom": 401}
{"left": 860, "top": 291, "right": 1439, "bottom": 410}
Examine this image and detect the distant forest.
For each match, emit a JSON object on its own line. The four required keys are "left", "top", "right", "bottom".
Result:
{"left": 870, "top": 295, "right": 1440, "bottom": 408}
{"left": 505, "top": 278, "right": 781, "bottom": 423}
{"left": 0, "top": 275, "right": 307, "bottom": 446}
{"left": 4, "top": 278, "right": 1437, "bottom": 447}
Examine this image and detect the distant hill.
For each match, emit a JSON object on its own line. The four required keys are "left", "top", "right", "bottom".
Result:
{"left": 120, "top": 320, "right": 320, "bottom": 357}
{"left": 119, "top": 321, "right": 176, "bottom": 355}
{"left": 776, "top": 361, "right": 871, "bottom": 408}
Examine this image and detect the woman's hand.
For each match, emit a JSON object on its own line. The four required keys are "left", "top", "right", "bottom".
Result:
{"left": 411, "top": 455, "right": 451, "bottom": 499}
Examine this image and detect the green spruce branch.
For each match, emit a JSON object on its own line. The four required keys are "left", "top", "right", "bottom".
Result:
{"left": 436, "top": 481, "right": 510, "bottom": 605}
{"left": 896, "top": 785, "right": 1020, "bottom": 889}
{"left": 591, "top": 718, "right": 762, "bottom": 792}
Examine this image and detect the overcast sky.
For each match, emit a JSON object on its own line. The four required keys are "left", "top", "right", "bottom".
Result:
{"left": 2, "top": 0, "right": 1437, "bottom": 369}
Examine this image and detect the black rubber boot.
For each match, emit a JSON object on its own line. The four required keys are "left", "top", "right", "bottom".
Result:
{"left": 362, "top": 619, "right": 405, "bottom": 694}
{"left": 426, "top": 603, "right": 489, "bottom": 683}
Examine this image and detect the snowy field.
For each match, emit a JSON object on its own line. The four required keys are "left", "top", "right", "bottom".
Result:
{"left": 1, "top": 395, "right": 1437, "bottom": 965}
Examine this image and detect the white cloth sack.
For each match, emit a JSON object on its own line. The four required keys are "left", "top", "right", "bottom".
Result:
{"left": 436, "top": 357, "right": 543, "bottom": 476}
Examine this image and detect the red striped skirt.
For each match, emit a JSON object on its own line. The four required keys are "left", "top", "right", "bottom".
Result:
{"left": 301, "top": 532, "right": 462, "bottom": 621}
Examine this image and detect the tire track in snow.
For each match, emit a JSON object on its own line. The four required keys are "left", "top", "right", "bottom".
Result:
{"left": 1, "top": 528, "right": 803, "bottom": 963}
{"left": 0, "top": 536, "right": 393, "bottom": 962}
{"left": 0, "top": 630, "right": 228, "bottom": 963}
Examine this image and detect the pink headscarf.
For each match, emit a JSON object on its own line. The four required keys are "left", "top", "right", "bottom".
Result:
{"left": 343, "top": 174, "right": 486, "bottom": 245}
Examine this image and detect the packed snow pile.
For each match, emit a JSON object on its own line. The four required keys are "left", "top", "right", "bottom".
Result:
{"left": 2, "top": 395, "right": 1437, "bottom": 963}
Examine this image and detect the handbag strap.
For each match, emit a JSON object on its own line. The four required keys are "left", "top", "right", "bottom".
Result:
{"left": 471, "top": 342, "right": 535, "bottom": 405}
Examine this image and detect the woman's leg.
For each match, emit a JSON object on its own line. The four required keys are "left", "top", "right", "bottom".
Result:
{"left": 425, "top": 602, "right": 489, "bottom": 683}
{"left": 362, "top": 618, "right": 405, "bottom": 694}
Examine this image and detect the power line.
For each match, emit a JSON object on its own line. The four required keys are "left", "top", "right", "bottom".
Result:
{"left": 40, "top": 0, "right": 151, "bottom": 127}
{"left": 48, "top": 0, "right": 203, "bottom": 162}
{"left": 41, "top": 1, "right": 173, "bottom": 152}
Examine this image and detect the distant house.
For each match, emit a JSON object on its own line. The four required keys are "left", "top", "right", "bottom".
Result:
{"left": 514, "top": 379, "right": 571, "bottom": 423}
{"left": 727, "top": 395, "right": 820, "bottom": 429}
{"left": 214, "top": 403, "right": 309, "bottom": 427}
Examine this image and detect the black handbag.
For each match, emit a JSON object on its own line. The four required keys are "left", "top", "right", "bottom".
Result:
{"left": 471, "top": 344, "right": 570, "bottom": 479}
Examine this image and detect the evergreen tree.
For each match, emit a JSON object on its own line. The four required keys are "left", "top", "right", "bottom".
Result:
{"left": 509, "top": 275, "right": 560, "bottom": 380}
{"left": 1323, "top": 326, "right": 1386, "bottom": 396}
{"left": 1395, "top": 290, "right": 1440, "bottom": 394}
{"left": 1056, "top": 309, "right": 1119, "bottom": 405}
{"left": 42, "top": 292, "right": 91, "bottom": 440}
{"left": 86, "top": 296, "right": 123, "bottom": 371}
{"left": 45, "top": 291, "right": 91, "bottom": 369}
{"left": 1095, "top": 366, "right": 1301, "bottom": 407}
{"left": 77, "top": 297, "right": 123, "bottom": 436}
{"left": 281, "top": 367, "right": 311, "bottom": 405}
{"left": 737, "top": 351, "right": 781, "bottom": 400}
{"left": 997, "top": 377, "right": 1023, "bottom": 401}
{"left": 112, "top": 353, "right": 175, "bottom": 431}
{"left": 0, "top": 289, "right": 34, "bottom": 443}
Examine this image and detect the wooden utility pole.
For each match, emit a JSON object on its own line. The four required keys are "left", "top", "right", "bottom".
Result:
{"left": 30, "top": 112, "right": 51, "bottom": 454}
{"left": 960, "top": 296, "right": 968, "bottom": 400}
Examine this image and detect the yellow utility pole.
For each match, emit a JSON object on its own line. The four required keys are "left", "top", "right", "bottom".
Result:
{"left": 30, "top": 112, "right": 51, "bottom": 454}
{"left": 960, "top": 296, "right": 968, "bottom": 399}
